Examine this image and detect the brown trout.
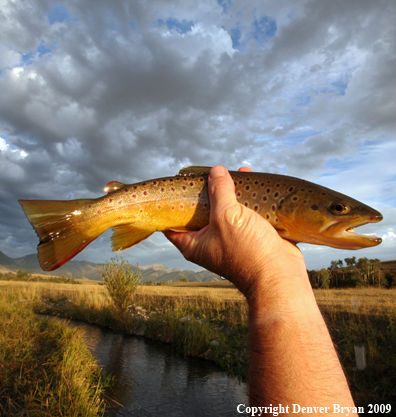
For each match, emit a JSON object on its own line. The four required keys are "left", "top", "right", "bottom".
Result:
{"left": 19, "top": 166, "right": 383, "bottom": 271}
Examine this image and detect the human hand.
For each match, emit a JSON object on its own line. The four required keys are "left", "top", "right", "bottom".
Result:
{"left": 164, "top": 165, "right": 306, "bottom": 301}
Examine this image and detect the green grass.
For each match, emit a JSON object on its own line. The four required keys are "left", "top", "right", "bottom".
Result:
{"left": 0, "top": 293, "right": 111, "bottom": 416}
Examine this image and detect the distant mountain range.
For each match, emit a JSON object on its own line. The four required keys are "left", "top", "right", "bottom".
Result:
{"left": 0, "top": 251, "right": 221, "bottom": 283}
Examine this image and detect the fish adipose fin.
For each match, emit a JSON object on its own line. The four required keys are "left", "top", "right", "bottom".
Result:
{"left": 111, "top": 224, "right": 154, "bottom": 252}
{"left": 19, "top": 199, "right": 105, "bottom": 271}
{"left": 177, "top": 166, "right": 211, "bottom": 177}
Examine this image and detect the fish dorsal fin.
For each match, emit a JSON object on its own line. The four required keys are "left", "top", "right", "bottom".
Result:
{"left": 177, "top": 165, "right": 212, "bottom": 177}
{"left": 103, "top": 181, "right": 126, "bottom": 193}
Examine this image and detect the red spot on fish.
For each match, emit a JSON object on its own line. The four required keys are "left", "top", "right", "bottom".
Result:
{"left": 140, "top": 209, "right": 143, "bottom": 213}
{"left": 237, "top": 192, "right": 241, "bottom": 197}
{"left": 153, "top": 181, "right": 157, "bottom": 185}
{"left": 275, "top": 218, "right": 279, "bottom": 222}
{"left": 109, "top": 199, "right": 113, "bottom": 203}
{"left": 172, "top": 206, "right": 175, "bottom": 210}
{"left": 266, "top": 214, "right": 270, "bottom": 220}
{"left": 88, "top": 204, "right": 91, "bottom": 208}
{"left": 180, "top": 204, "right": 184, "bottom": 209}
{"left": 171, "top": 187, "right": 175, "bottom": 191}
{"left": 182, "top": 186, "right": 186, "bottom": 190}
{"left": 98, "top": 210, "right": 101, "bottom": 214}
{"left": 144, "top": 191, "right": 147, "bottom": 195}
{"left": 263, "top": 196, "right": 267, "bottom": 201}
{"left": 118, "top": 200, "right": 122, "bottom": 204}
{"left": 133, "top": 194, "right": 136, "bottom": 198}
{"left": 272, "top": 205, "right": 276, "bottom": 211}
{"left": 245, "top": 202, "right": 248, "bottom": 207}
{"left": 161, "top": 188, "right": 165, "bottom": 192}
{"left": 192, "top": 203, "right": 195, "bottom": 207}
{"left": 190, "top": 182, "right": 194, "bottom": 186}
{"left": 254, "top": 205, "right": 258, "bottom": 211}
{"left": 252, "top": 193, "right": 257, "bottom": 198}
{"left": 158, "top": 205, "right": 161, "bottom": 209}
{"left": 198, "top": 192, "right": 201, "bottom": 197}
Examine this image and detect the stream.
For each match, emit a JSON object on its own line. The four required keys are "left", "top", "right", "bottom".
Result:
{"left": 63, "top": 319, "right": 248, "bottom": 416}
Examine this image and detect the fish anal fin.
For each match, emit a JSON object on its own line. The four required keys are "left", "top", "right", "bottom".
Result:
{"left": 104, "top": 181, "right": 126, "bottom": 193}
{"left": 177, "top": 166, "right": 212, "bottom": 177}
{"left": 111, "top": 224, "right": 154, "bottom": 252}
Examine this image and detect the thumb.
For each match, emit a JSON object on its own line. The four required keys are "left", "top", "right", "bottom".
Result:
{"left": 207, "top": 166, "right": 239, "bottom": 217}
{"left": 209, "top": 166, "right": 253, "bottom": 229}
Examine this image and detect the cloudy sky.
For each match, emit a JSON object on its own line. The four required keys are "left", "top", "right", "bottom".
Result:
{"left": 1, "top": 0, "right": 395, "bottom": 272}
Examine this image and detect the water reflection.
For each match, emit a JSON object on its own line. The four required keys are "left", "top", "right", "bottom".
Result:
{"left": 65, "top": 320, "right": 248, "bottom": 417}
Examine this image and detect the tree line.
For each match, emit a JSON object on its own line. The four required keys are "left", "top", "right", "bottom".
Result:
{"left": 308, "top": 257, "right": 396, "bottom": 289}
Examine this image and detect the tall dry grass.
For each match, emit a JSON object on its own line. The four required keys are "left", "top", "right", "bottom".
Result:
{"left": 1, "top": 281, "right": 395, "bottom": 408}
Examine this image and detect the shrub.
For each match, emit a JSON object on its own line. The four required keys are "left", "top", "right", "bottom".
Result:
{"left": 97, "top": 257, "right": 142, "bottom": 326}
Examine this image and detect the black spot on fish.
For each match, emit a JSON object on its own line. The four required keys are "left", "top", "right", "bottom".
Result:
{"left": 288, "top": 187, "right": 294, "bottom": 192}
{"left": 311, "top": 205, "right": 319, "bottom": 210}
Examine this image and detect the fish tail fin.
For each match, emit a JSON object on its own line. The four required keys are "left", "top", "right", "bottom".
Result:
{"left": 19, "top": 199, "right": 106, "bottom": 271}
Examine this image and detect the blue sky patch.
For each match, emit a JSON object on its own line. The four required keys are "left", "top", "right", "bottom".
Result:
{"left": 158, "top": 18, "right": 194, "bottom": 34}
{"left": 48, "top": 4, "right": 69, "bottom": 25}
{"left": 251, "top": 16, "right": 277, "bottom": 43}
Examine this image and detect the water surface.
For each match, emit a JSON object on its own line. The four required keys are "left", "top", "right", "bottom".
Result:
{"left": 65, "top": 320, "right": 248, "bottom": 416}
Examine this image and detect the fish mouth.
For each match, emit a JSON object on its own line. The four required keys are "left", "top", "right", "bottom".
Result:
{"left": 326, "top": 216, "right": 383, "bottom": 249}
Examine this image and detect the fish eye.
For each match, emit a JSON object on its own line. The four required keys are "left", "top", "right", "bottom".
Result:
{"left": 330, "top": 202, "right": 350, "bottom": 215}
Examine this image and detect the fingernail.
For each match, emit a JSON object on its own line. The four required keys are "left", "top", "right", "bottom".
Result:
{"left": 208, "top": 165, "right": 227, "bottom": 180}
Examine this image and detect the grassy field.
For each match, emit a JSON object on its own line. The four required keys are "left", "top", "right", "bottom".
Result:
{"left": 1, "top": 280, "right": 395, "bottom": 411}
{"left": 0, "top": 284, "right": 111, "bottom": 416}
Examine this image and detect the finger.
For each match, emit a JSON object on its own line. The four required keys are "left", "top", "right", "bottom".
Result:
{"left": 238, "top": 166, "right": 253, "bottom": 172}
{"left": 207, "top": 166, "right": 238, "bottom": 214}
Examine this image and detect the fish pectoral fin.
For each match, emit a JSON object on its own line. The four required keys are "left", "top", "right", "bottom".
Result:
{"left": 166, "top": 227, "right": 196, "bottom": 232}
{"left": 103, "top": 181, "right": 126, "bottom": 193}
{"left": 111, "top": 224, "right": 154, "bottom": 252}
{"left": 177, "top": 165, "right": 211, "bottom": 177}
